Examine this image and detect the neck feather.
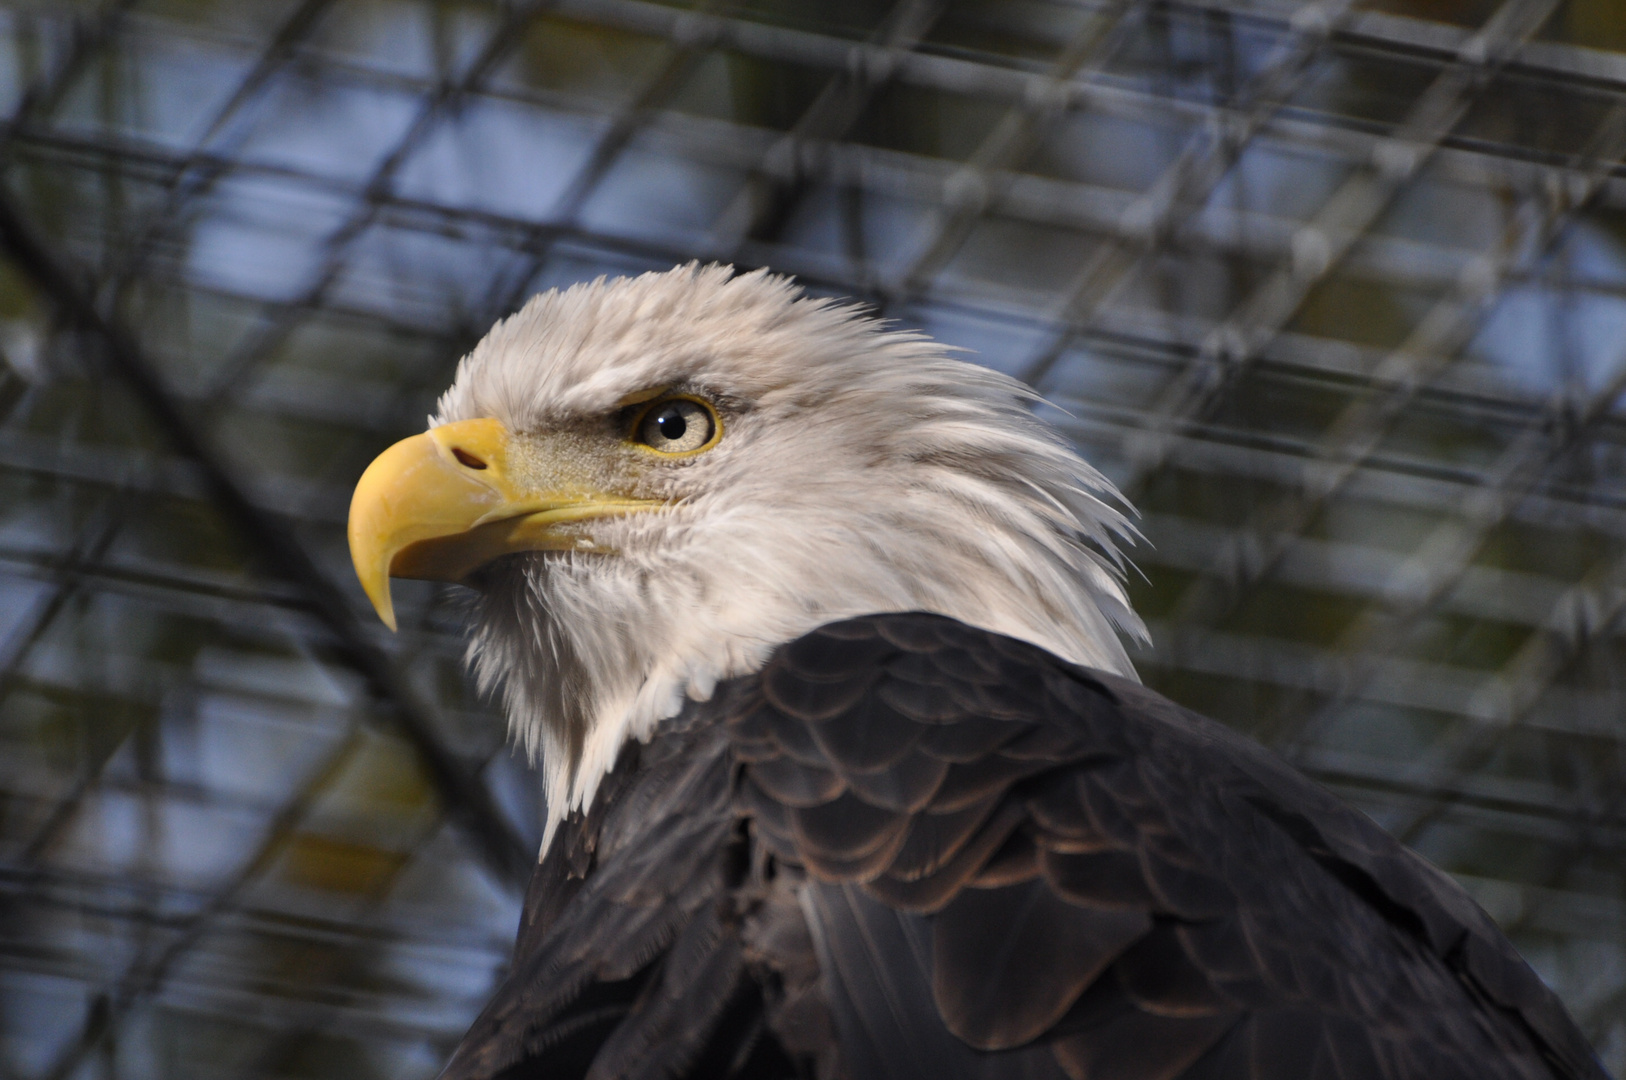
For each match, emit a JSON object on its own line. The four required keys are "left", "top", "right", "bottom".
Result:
{"left": 469, "top": 486, "right": 1146, "bottom": 856}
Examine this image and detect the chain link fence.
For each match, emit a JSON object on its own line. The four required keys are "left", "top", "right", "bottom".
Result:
{"left": 0, "top": 0, "right": 1621, "bottom": 1076}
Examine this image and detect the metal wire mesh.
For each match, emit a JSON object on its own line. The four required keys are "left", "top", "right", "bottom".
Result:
{"left": 0, "top": 0, "right": 1622, "bottom": 1075}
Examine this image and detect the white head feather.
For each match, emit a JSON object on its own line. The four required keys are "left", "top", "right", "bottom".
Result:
{"left": 432, "top": 264, "right": 1147, "bottom": 851}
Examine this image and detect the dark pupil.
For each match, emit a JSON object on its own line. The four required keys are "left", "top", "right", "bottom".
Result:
{"left": 656, "top": 408, "right": 687, "bottom": 441}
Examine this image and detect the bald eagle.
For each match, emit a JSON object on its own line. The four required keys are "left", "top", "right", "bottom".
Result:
{"left": 348, "top": 265, "right": 1608, "bottom": 1080}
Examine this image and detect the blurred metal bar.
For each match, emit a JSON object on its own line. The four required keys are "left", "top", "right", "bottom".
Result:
{"left": 0, "top": 185, "right": 531, "bottom": 887}
{"left": 1005, "top": 5, "right": 1362, "bottom": 405}
{"left": 707, "top": 0, "right": 951, "bottom": 254}
{"left": 0, "top": 0, "right": 138, "bottom": 157}
{"left": 1164, "top": 105, "right": 1626, "bottom": 636}
{"left": 103, "top": 0, "right": 341, "bottom": 290}
{"left": 554, "top": 0, "right": 1626, "bottom": 103}
{"left": 886, "top": 0, "right": 1142, "bottom": 296}
{"left": 486, "top": 0, "right": 741, "bottom": 316}
{"left": 32, "top": 723, "right": 372, "bottom": 1080}
{"left": 220, "top": 811, "right": 461, "bottom": 1080}
{"left": 198, "top": 0, "right": 556, "bottom": 406}
{"left": 1113, "top": 0, "right": 1563, "bottom": 490}
{"left": 1, "top": 121, "right": 1542, "bottom": 292}
{"left": 7, "top": 500, "right": 133, "bottom": 869}
{"left": 1385, "top": 542, "right": 1626, "bottom": 845}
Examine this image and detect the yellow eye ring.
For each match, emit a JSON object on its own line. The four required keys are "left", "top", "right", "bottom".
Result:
{"left": 628, "top": 395, "right": 723, "bottom": 457}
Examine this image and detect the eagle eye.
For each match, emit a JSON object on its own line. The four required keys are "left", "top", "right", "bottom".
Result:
{"left": 634, "top": 397, "right": 719, "bottom": 455}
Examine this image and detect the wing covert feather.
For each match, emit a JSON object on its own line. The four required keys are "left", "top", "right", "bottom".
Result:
{"left": 441, "top": 612, "right": 1608, "bottom": 1080}
{"left": 725, "top": 613, "right": 1610, "bottom": 1080}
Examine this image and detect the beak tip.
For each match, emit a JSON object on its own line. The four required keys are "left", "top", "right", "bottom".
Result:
{"left": 362, "top": 578, "right": 399, "bottom": 633}
{"left": 352, "top": 551, "right": 399, "bottom": 633}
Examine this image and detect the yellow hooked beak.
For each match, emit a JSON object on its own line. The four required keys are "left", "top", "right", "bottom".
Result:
{"left": 347, "top": 418, "right": 661, "bottom": 631}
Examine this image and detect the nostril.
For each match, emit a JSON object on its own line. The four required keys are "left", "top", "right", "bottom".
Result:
{"left": 451, "top": 448, "right": 488, "bottom": 470}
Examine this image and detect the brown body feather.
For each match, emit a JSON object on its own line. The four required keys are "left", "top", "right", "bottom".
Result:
{"left": 440, "top": 613, "right": 1609, "bottom": 1080}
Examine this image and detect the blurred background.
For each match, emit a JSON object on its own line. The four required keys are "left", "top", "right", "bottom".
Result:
{"left": 0, "top": 0, "right": 1623, "bottom": 1075}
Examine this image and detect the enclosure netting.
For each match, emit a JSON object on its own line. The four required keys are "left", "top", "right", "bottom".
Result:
{"left": 0, "top": 0, "right": 1622, "bottom": 1076}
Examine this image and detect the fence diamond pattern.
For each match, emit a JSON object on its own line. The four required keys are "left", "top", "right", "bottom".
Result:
{"left": 0, "top": 0, "right": 1623, "bottom": 1076}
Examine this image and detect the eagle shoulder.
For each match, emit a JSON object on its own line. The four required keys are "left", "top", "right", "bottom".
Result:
{"left": 438, "top": 612, "right": 1608, "bottom": 1080}
{"left": 728, "top": 612, "right": 1607, "bottom": 1080}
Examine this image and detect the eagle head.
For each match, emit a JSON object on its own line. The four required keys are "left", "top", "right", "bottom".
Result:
{"left": 348, "top": 264, "right": 1145, "bottom": 843}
